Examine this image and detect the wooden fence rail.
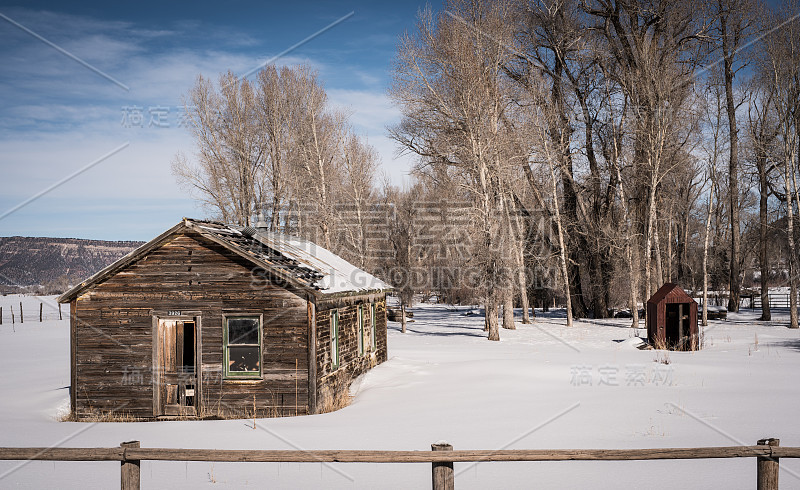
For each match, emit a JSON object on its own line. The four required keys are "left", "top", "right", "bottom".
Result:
{"left": 0, "top": 438, "right": 794, "bottom": 489}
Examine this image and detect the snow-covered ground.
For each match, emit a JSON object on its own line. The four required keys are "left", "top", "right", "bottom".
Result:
{"left": 1, "top": 294, "right": 799, "bottom": 489}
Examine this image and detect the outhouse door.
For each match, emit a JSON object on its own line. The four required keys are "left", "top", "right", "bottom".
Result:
{"left": 154, "top": 317, "right": 199, "bottom": 417}
{"left": 665, "top": 304, "right": 690, "bottom": 349}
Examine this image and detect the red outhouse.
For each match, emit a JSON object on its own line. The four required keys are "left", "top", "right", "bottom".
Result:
{"left": 646, "top": 283, "right": 699, "bottom": 351}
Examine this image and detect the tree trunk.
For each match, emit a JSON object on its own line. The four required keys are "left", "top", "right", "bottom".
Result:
{"left": 551, "top": 56, "right": 587, "bottom": 320}
{"left": 666, "top": 211, "right": 674, "bottom": 282}
{"left": 503, "top": 289, "right": 515, "bottom": 329}
{"left": 486, "top": 297, "right": 500, "bottom": 340}
{"left": 644, "top": 167, "right": 659, "bottom": 315}
{"left": 723, "top": 12, "right": 741, "bottom": 313}
{"left": 758, "top": 149, "right": 771, "bottom": 321}
{"left": 519, "top": 268, "right": 532, "bottom": 323}
{"left": 516, "top": 251, "right": 531, "bottom": 324}
{"left": 509, "top": 200, "right": 531, "bottom": 324}
{"left": 589, "top": 247, "right": 609, "bottom": 318}
{"left": 551, "top": 164, "right": 573, "bottom": 327}
{"left": 567, "top": 248, "right": 587, "bottom": 318}
{"left": 702, "top": 180, "right": 715, "bottom": 327}
{"left": 654, "top": 224, "right": 664, "bottom": 286}
{"left": 612, "top": 150, "right": 638, "bottom": 328}
{"left": 784, "top": 156, "right": 798, "bottom": 328}
{"left": 629, "top": 242, "right": 640, "bottom": 328}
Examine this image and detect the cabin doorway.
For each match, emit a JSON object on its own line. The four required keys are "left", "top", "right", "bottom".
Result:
{"left": 664, "top": 304, "right": 689, "bottom": 349}
{"left": 155, "top": 317, "right": 198, "bottom": 417}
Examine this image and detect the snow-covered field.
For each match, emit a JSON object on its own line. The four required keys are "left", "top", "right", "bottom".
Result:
{"left": 1, "top": 293, "right": 799, "bottom": 489}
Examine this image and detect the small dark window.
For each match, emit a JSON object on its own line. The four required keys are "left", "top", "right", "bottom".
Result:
{"left": 228, "top": 318, "right": 260, "bottom": 344}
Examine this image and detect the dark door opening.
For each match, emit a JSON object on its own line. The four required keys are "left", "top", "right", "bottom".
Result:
{"left": 178, "top": 321, "right": 196, "bottom": 409}
{"left": 665, "top": 304, "right": 680, "bottom": 348}
{"left": 156, "top": 318, "right": 197, "bottom": 417}
{"left": 665, "top": 304, "right": 690, "bottom": 349}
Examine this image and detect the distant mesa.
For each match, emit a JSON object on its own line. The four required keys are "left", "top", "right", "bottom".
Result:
{"left": 0, "top": 236, "right": 143, "bottom": 294}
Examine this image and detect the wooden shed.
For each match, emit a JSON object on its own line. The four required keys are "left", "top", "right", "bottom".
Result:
{"left": 57, "top": 218, "right": 391, "bottom": 420}
{"left": 646, "top": 283, "right": 698, "bottom": 351}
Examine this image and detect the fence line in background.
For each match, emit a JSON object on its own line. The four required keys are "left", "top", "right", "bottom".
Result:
{"left": 0, "top": 439, "right": 793, "bottom": 489}
{"left": 0, "top": 301, "right": 67, "bottom": 324}
{"left": 694, "top": 293, "right": 800, "bottom": 310}
{"left": 751, "top": 293, "right": 798, "bottom": 309}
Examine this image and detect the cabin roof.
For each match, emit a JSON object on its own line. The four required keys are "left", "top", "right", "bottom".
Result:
{"left": 646, "top": 283, "right": 695, "bottom": 305}
{"left": 58, "top": 218, "right": 391, "bottom": 303}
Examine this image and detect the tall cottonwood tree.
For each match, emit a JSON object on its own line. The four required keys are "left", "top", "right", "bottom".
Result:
{"left": 747, "top": 82, "right": 778, "bottom": 321}
{"left": 390, "top": 0, "right": 522, "bottom": 340}
{"left": 760, "top": 1, "right": 800, "bottom": 328}
{"left": 584, "top": 0, "right": 710, "bottom": 311}
{"left": 514, "top": 0, "right": 592, "bottom": 318}
{"left": 708, "top": 0, "right": 758, "bottom": 313}
{"left": 700, "top": 78, "right": 727, "bottom": 326}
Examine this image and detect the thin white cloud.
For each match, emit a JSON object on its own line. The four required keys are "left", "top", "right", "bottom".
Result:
{"left": 0, "top": 6, "right": 412, "bottom": 238}
{"left": 327, "top": 88, "right": 415, "bottom": 180}
{"left": 328, "top": 88, "right": 401, "bottom": 131}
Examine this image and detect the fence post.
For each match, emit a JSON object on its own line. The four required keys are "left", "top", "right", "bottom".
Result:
{"left": 19, "top": 302, "right": 23, "bottom": 323}
{"left": 39, "top": 303, "right": 43, "bottom": 322}
{"left": 432, "top": 442, "right": 454, "bottom": 490}
{"left": 0, "top": 306, "right": 3, "bottom": 325}
{"left": 757, "top": 438, "right": 779, "bottom": 490}
{"left": 121, "top": 441, "right": 140, "bottom": 490}
{"left": 59, "top": 303, "right": 62, "bottom": 320}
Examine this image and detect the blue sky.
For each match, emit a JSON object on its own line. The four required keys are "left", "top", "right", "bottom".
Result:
{"left": 0, "top": 1, "right": 438, "bottom": 240}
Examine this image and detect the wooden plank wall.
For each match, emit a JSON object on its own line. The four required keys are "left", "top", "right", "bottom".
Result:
{"left": 313, "top": 295, "right": 387, "bottom": 413}
{"left": 72, "top": 232, "right": 309, "bottom": 419}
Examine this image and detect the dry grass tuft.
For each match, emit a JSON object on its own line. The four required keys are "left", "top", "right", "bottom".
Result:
{"left": 60, "top": 410, "right": 145, "bottom": 423}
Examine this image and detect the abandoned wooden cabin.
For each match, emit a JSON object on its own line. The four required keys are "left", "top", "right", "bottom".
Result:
{"left": 57, "top": 218, "right": 391, "bottom": 420}
{"left": 646, "top": 283, "right": 699, "bottom": 351}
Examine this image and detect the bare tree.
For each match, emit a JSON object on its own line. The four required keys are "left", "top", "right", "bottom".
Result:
{"left": 175, "top": 65, "right": 382, "bottom": 274}
{"left": 339, "top": 134, "right": 379, "bottom": 269}
{"left": 289, "top": 72, "right": 348, "bottom": 249}
{"left": 747, "top": 82, "right": 778, "bottom": 321}
{"left": 173, "top": 72, "right": 265, "bottom": 225}
{"left": 760, "top": 1, "right": 800, "bottom": 328}
{"left": 256, "top": 66, "right": 294, "bottom": 229}
{"left": 702, "top": 168, "right": 717, "bottom": 327}
{"left": 585, "top": 0, "right": 710, "bottom": 311}
{"left": 547, "top": 150, "right": 574, "bottom": 327}
{"left": 706, "top": 0, "right": 758, "bottom": 313}
{"left": 390, "top": 0, "right": 521, "bottom": 340}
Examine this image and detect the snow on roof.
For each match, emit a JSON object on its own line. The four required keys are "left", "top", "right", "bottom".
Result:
{"left": 187, "top": 219, "right": 391, "bottom": 295}
{"left": 57, "top": 218, "right": 391, "bottom": 303}
{"left": 248, "top": 230, "right": 391, "bottom": 294}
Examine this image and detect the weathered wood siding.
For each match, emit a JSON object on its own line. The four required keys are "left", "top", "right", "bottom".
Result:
{"left": 314, "top": 294, "right": 387, "bottom": 412}
{"left": 72, "top": 232, "right": 309, "bottom": 419}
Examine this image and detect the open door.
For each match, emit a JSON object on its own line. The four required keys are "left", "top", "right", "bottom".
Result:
{"left": 665, "top": 304, "right": 690, "bottom": 350}
{"left": 155, "top": 318, "right": 197, "bottom": 417}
